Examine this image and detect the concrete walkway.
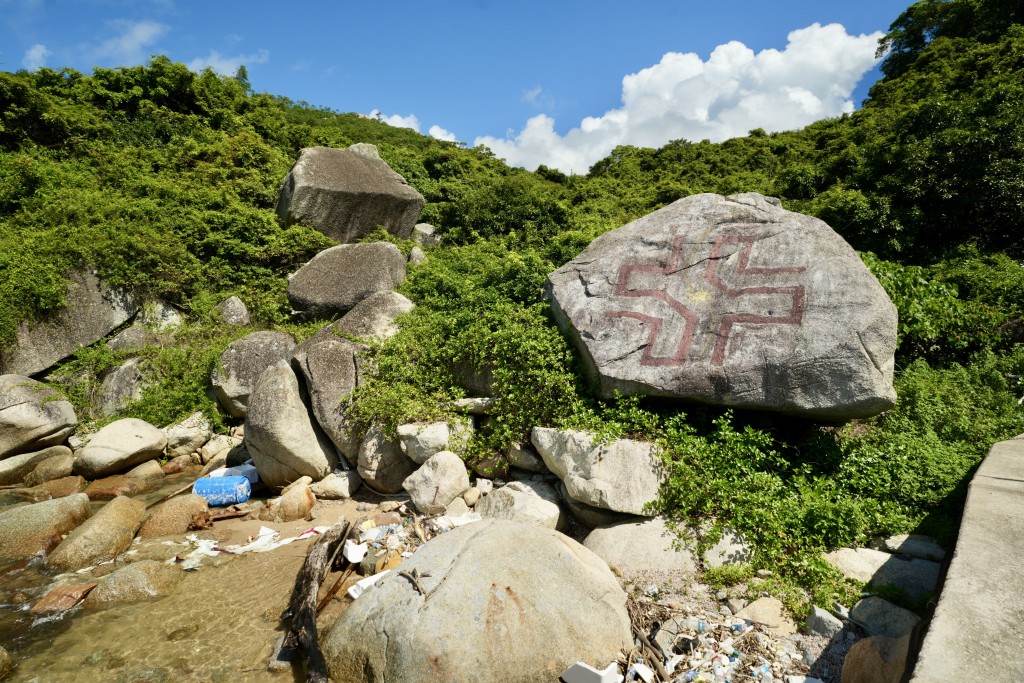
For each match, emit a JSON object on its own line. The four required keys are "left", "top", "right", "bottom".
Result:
{"left": 911, "top": 436, "right": 1024, "bottom": 681}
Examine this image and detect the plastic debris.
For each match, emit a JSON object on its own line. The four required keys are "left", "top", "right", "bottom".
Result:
{"left": 560, "top": 661, "right": 624, "bottom": 683}
{"left": 343, "top": 540, "right": 368, "bottom": 563}
{"left": 630, "top": 662, "right": 654, "bottom": 682}
{"left": 192, "top": 475, "right": 251, "bottom": 506}
{"left": 347, "top": 570, "right": 391, "bottom": 599}
{"left": 206, "top": 460, "right": 260, "bottom": 485}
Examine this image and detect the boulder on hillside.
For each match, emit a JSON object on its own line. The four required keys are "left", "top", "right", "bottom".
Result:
{"left": 73, "top": 418, "right": 167, "bottom": 479}
{"left": 824, "top": 547, "right": 940, "bottom": 601}
{"left": 357, "top": 425, "right": 417, "bottom": 494}
{"left": 584, "top": 517, "right": 696, "bottom": 573}
{"left": 412, "top": 223, "right": 440, "bottom": 246}
{"left": 0, "top": 493, "right": 92, "bottom": 563}
{"left": 546, "top": 192, "right": 898, "bottom": 419}
{"left": 287, "top": 243, "right": 407, "bottom": 320}
{"left": 244, "top": 360, "right": 339, "bottom": 487}
{"left": 46, "top": 495, "right": 146, "bottom": 571}
{"left": 214, "top": 295, "right": 251, "bottom": 326}
{"left": 292, "top": 336, "right": 365, "bottom": 461}
{"left": 0, "top": 270, "right": 140, "bottom": 376}
{"left": 330, "top": 290, "right": 414, "bottom": 341}
{"left": 276, "top": 144, "right": 425, "bottom": 243}
{"left": 210, "top": 331, "right": 296, "bottom": 418}
{"left": 531, "top": 427, "right": 662, "bottom": 516}
{"left": 323, "top": 519, "right": 633, "bottom": 683}
{"left": 94, "top": 357, "right": 148, "bottom": 417}
{"left": 0, "top": 375, "right": 78, "bottom": 461}
{"left": 397, "top": 418, "right": 473, "bottom": 464}
{"left": 0, "top": 445, "right": 73, "bottom": 486}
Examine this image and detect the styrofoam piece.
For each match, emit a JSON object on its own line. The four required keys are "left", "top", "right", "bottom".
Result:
{"left": 207, "top": 462, "right": 259, "bottom": 484}
{"left": 343, "top": 540, "right": 368, "bottom": 563}
{"left": 559, "top": 661, "right": 623, "bottom": 683}
{"left": 631, "top": 663, "right": 654, "bottom": 683}
{"left": 347, "top": 570, "right": 391, "bottom": 599}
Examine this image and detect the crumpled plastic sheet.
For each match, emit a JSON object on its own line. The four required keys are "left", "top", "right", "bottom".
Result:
{"left": 168, "top": 526, "right": 332, "bottom": 570}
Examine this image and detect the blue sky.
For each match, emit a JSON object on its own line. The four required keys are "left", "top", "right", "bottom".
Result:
{"left": 1, "top": 0, "right": 911, "bottom": 172}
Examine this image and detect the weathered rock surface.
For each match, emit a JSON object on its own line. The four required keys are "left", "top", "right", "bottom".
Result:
{"left": 402, "top": 451, "right": 470, "bottom": 515}
{"left": 211, "top": 331, "right": 296, "bottom": 418}
{"left": 412, "top": 222, "right": 440, "bottom": 246}
{"left": 408, "top": 246, "right": 426, "bottom": 265}
{"left": 584, "top": 517, "right": 695, "bottom": 572}
{"left": 199, "top": 434, "right": 241, "bottom": 464}
{"left": 357, "top": 425, "right": 417, "bottom": 494}
{"left": 94, "top": 358, "right": 148, "bottom": 417}
{"left": 105, "top": 324, "right": 156, "bottom": 352}
{"left": 851, "top": 596, "right": 920, "bottom": 639}
{"left": 139, "top": 494, "right": 208, "bottom": 538}
{"left": 47, "top": 495, "right": 146, "bottom": 571}
{"left": 736, "top": 597, "right": 798, "bottom": 637}
{"left": 84, "top": 560, "right": 185, "bottom": 608}
{"left": 0, "top": 375, "right": 77, "bottom": 461}
{"left": 870, "top": 533, "right": 945, "bottom": 562}
{"left": 310, "top": 471, "right": 362, "bottom": 499}
{"left": 824, "top": 547, "right": 940, "bottom": 601}
{"left": 84, "top": 474, "right": 152, "bottom": 501}
{"left": 0, "top": 270, "right": 140, "bottom": 376}
{"left": 703, "top": 527, "right": 754, "bottom": 568}
{"left": 30, "top": 582, "right": 97, "bottom": 614}
{"left": 0, "top": 445, "right": 73, "bottom": 486}
{"left": 73, "top": 418, "right": 166, "bottom": 479}
{"left": 323, "top": 519, "right": 632, "bottom": 683}
{"left": 125, "top": 459, "right": 164, "bottom": 480}
{"left": 476, "top": 479, "right": 566, "bottom": 529}
{"left": 23, "top": 452, "right": 75, "bottom": 487}
{"left": 507, "top": 443, "right": 548, "bottom": 472}
{"left": 331, "top": 291, "right": 414, "bottom": 341}
{"left": 531, "top": 427, "right": 662, "bottom": 515}
{"left": 806, "top": 605, "right": 844, "bottom": 639}
{"left": 841, "top": 633, "right": 910, "bottom": 683}
{"left": 397, "top": 418, "right": 472, "bottom": 464}
{"left": 164, "top": 411, "right": 212, "bottom": 459}
{"left": 214, "top": 295, "right": 250, "bottom": 326}
{"left": 244, "top": 360, "right": 339, "bottom": 487}
{"left": 559, "top": 482, "right": 636, "bottom": 528}
{"left": 0, "top": 645, "right": 13, "bottom": 679}
{"left": 276, "top": 145, "right": 425, "bottom": 243}
{"left": 287, "top": 243, "right": 407, "bottom": 319}
{"left": 546, "top": 192, "right": 898, "bottom": 419}
{"left": 0, "top": 493, "right": 91, "bottom": 562}
{"left": 292, "top": 336, "right": 364, "bottom": 460}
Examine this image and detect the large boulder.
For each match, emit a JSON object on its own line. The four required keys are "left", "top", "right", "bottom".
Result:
{"left": 0, "top": 445, "right": 72, "bottom": 487}
{"left": 139, "top": 493, "right": 208, "bottom": 538}
{"left": 163, "top": 411, "right": 212, "bottom": 459}
{"left": 584, "top": 517, "right": 695, "bottom": 573}
{"left": 210, "top": 331, "right": 296, "bottom": 418}
{"left": 244, "top": 360, "right": 339, "bottom": 487}
{"left": 94, "top": 357, "right": 148, "bottom": 417}
{"left": 531, "top": 427, "right": 662, "bottom": 516}
{"left": 292, "top": 336, "right": 365, "bottom": 461}
{"left": 0, "top": 493, "right": 92, "bottom": 563}
{"left": 545, "top": 193, "right": 898, "bottom": 420}
{"left": 476, "top": 479, "right": 566, "bottom": 529}
{"left": 0, "top": 270, "right": 140, "bottom": 376}
{"left": 46, "top": 495, "right": 146, "bottom": 571}
{"left": 287, "top": 243, "right": 407, "bottom": 320}
{"left": 323, "top": 519, "right": 633, "bottom": 683}
{"left": 331, "top": 290, "right": 415, "bottom": 341}
{"left": 397, "top": 418, "right": 473, "bottom": 464}
{"left": 402, "top": 451, "right": 470, "bottom": 516}
{"left": 73, "top": 418, "right": 167, "bottom": 479}
{"left": 23, "top": 451, "right": 75, "bottom": 486}
{"left": 824, "top": 547, "right": 940, "bottom": 601}
{"left": 357, "top": 425, "right": 418, "bottom": 494}
{"left": 0, "top": 375, "right": 77, "bottom": 461}
{"left": 276, "top": 144, "right": 425, "bottom": 243}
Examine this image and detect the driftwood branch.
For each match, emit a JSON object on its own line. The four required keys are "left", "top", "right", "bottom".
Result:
{"left": 282, "top": 521, "right": 351, "bottom": 683}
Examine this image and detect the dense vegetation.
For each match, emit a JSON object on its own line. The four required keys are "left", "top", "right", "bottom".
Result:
{"left": 2, "top": 0, "right": 1022, "bottom": 613}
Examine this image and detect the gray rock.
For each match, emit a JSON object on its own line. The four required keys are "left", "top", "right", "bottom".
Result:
{"left": 703, "top": 527, "right": 753, "bottom": 568}
{"left": 735, "top": 597, "right": 798, "bottom": 637}
{"left": 461, "top": 488, "right": 480, "bottom": 507}
{"left": 276, "top": 145, "right": 425, "bottom": 243}
{"left": 531, "top": 427, "right": 662, "bottom": 515}
{"left": 0, "top": 493, "right": 92, "bottom": 562}
{"left": 403, "top": 450, "right": 470, "bottom": 515}
{"left": 310, "top": 471, "right": 363, "bottom": 500}
{"left": 164, "top": 411, "right": 212, "bottom": 459}
{"left": 727, "top": 597, "right": 747, "bottom": 614}
{"left": 73, "top": 418, "right": 167, "bottom": 479}
{"left": 83, "top": 560, "right": 184, "bottom": 608}
{"left": 357, "top": 425, "right": 417, "bottom": 494}
{"left": 0, "top": 445, "right": 73, "bottom": 486}
{"left": 105, "top": 325, "right": 156, "bottom": 352}
{"left": 851, "top": 596, "right": 920, "bottom": 639}
{"left": 408, "top": 246, "right": 426, "bottom": 265}
{"left": 558, "top": 482, "right": 637, "bottom": 528}
{"left": 46, "top": 495, "right": 146, "bottom": 571}
{"left": 211, "top": 331, "right": 296, "bottom": 418}
{"left": 331, "top": 291, "right": 414, "bottom": 341}
{"left": 584, "top": 516, "right": 695, "bottom": 572}
{"left": 125, "top": 459, "right": 164, "bottom": 480}
{"left": 95, "top": 357, "right": 148, "bottom": 417}
{"left": 445, "top": 496, "right": 471, "bottom": 516}
{"left": 870, "top": 533, "right": 945, "bottom": 562}
{"left": 412, "top": 223, "right": 440, "bottom": 246}
{"left": 807, "top": 605, "right": 844, "bottom": 639}
{"left": 397, "top": 418, "right": 472, "bottom": 465}
{"left": 507, "top": 443, "right": 548, "bottom": 472}
{"left": 451, "top": 397, "right": 496, "bottom": 415}
{"left": 823, "top": 547, "right": 941, "bottom": 601}
{"left": 287, "top": 243, "right": 407, "bottom": 320}
{"left": 139, "top": 494, "right": 208, "bottom": 539}
{"left": 198, "top": 434, "right": 241, "bottom": 464}
{"left": 138, "top": 301, "right": 183, "bottom": 331}
{"left": 214, "top": 296, "right": 250, "bottom": 326}
{"left": 841, "top": 633, "right": 911, "bottom": 683}
{"left": 0, "top": 375, "right": 77, "bottom": 461}
{"left": 244, "top": 360, "right": 339, "bottom": 488}
{"left": 23, "top": 451, "right": 75, "bottom": 487}
{"left": 0, "top": 270, "right": 140, "bottom": 376}
{"left": 292, "top": 336, "right": 365, "bottom": 461}
{"left": 323, "top": 519, "right": 632, "bottom": 683}
{"left": 546, "top": 192, "right": 898, "bottom": 420}
{"left": 476, "top": 479, "right": 565, "bottom": 529}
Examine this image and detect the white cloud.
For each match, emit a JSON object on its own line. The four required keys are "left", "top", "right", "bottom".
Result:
{"left": 429, "top": 125, "right": 457, "bottom": 142}
{"left": 475, "top": 23, "right": 883, "bottom": 173}
{"left": 21, "top": 43, "right": 49, "bottom": 71}
{"left": 369, "top": 109, "right": 421, "bottom": 132}
{"left": 93, "top": 20, "right": 168, "bottom": 65}
{"left": 187, "top": 48, "right": 269, "bottom": 76}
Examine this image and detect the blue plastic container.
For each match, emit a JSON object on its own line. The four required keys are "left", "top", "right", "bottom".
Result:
{"left": 193, "top": 475, "right": 251, "bottom": 506}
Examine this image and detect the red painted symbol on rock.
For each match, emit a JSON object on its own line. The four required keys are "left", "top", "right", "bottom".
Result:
{"left": 606, "top": 234, "right": 806, "bottom": 366}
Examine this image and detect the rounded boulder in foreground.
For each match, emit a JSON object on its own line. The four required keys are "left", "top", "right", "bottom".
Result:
{"left": 323, "top": 519, "right": 632, "bottom": 683}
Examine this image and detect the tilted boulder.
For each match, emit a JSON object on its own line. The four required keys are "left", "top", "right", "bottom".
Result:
{"left": 0, "top": 375, "right": 77, "bottom": 461}
{"left": 0, "top": 445, "right": 73, "bottom": 486}
{"left": 94, "top": 357, "right": 148, "bottom": 417}
{"left": 163, "top": 411, "right": 212, "bottom": 459}
{"left": 23, "top": 451, "right": 75, "bottom": 487}
{"left": 46, "top": 495, "right": 146, "bottom": 571}
{"left": 139, "top": 493, "right": 209, "bottom": 539}
{"left": 84, "top": 560, "right": 184, "bottom": 608}
{"left": 73, "top": 418, "right": 167, "bottom": 479}
{"left": 0, "top": 270, "right": 140, "bottom": 376}
{"left": 276, "top": 144, "right": 425, "bottom": 243}
{"left": 323, "top": 519, "right": 633, "bottom": 683}
{"left": 531, "top": 427, "right": 662, "bottom": 516}
{"left": 357, "top": 425, "right": 417, "bottom": 494}
{"left": 244, "top": 360, "right": 339, "bottom": 487}
{"left": 0, "top": 493, "right": 92, "bottom": 563}
{"left": 210, "top": 331, "right": 296, "bottom": 418}
{"left": 476, "top": 479, "right": 566, "bottom": 530}
{"left": 287, "top": 243, "right": 407, "bottom": 320}
{"left": 292, "top": 336, "right": 365, "bottom": 461}
{"left": 330, "top": 290, "right": 414, "bottom": 341}
{"left": 402, "top": 450, "right": 470, "bottom": 515}
{"left": 546, "top": 192, "right": 897, "bottom": 419}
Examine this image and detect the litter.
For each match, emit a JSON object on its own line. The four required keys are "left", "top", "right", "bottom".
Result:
{"left": 560, "top": 661, "right": 624, "bottom": 683}
{"left": 347, "top": 570, "right": 391, "bottom": 599}
{"left": 629, "top": 662, "right": 654, "bottom": 682}
{"left": 193, "top": 475, "right": 251, "bottom": 506}
{"left": 343, "top": 540, "right": 368, "bottom": 563}
{"left": 206, "top": 461, "right": 260, "bottom": 485}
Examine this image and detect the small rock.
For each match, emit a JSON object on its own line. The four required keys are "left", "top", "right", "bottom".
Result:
{"left": 445, "top": 497, "right": 470, "bottom": 516}
{"left": 841, "top": 633, "right": 910, "bottom": 683}
{"left": 450, "top": 397, "right": 495, "bottom": 415}
{"left": 476, "top": 479, "right": 565, "bottom": 529}
{"left": 356, "top": 502, "right": 375, "bottom": 512}
{"left": 507, "top": 443, "right": 548, "bottom": 472}
{"left": 84, "top": 560, "right": 185, "bottom": 608}
{"left": 715, "top": 589, "right": 728, "bottom": 601}
{"left": 30, "top": 582, "right": 97, "bottom": 614}
{"left": 411, "top": 223, "right": 440, "bottom": 246}
{"left": 23, "top": 452, "right": 75, "bottom": 487}
{"left": 402, "top": 451, "right": 470, "bottom": 516}
{"left": 806, "top": 605, "right": 844, "bottom": 639}
{"left": 850, "top": 596, "right": 920, "bottom": 639}
{"left": 408, "top": 246, "right": 426, "bottom": 265}
{"left": 31, "top": 475, "right": 88, "bottom": 500}
{"left": 310, "top": 471, "right": 363, "bottom": 500}
{"left": 727, "top": 597, "right": 747, "bottom": 614}
{"left": 870, "top": 534, "right": 945, "bottom": 562}
{"left": 161, "top": 454, "right": 193, "bottom": 475}
{"left": 84, "top": 475, "right": 152, "bottom": 501}
{"left": 357, "top": 425, "right": 417, "bottom": 494}
{"left": 462, "top": 488, "right": 480, "bottom": 507}
{"left": 0, "top": 645, "right": 14, "bottom": 679}
{"left": 214, "top": 296, "right": 251, "bottom": 326}
{"left": 139, "top": 494, "right": 209, "bottom": 539}
{"left": 164, "top": 411, "right": 212, "bottom": 459}
{"left": 278, "top": 485, "right": 315, "bottom": 522}
{"left": 125, "top": 459, "right": 165, "bottom": 480}
{"left": 558, "top": 482, "right": 636, "bottom": 528}
{"left": 281, "top": 476, "right": 313, "bottom": 496}
{"left": 199, "top": 434, "right": 242, "bottom": 464}
{"left": 396, "top": 422, "right": 451, "bottom": 464}
{"left": 735, "top": 597, "right": 798, "bottom": 637}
